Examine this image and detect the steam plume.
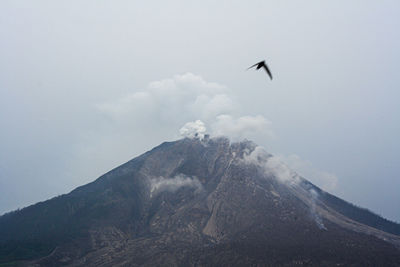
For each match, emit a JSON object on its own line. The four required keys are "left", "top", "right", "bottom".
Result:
{"left": 309, "top": 188, "right": 327, "bottom": 230}
{"left": 149, "top": 174, "right": 203, "bottom": 197}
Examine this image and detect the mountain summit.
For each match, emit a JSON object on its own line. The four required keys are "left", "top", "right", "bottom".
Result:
{"left": 1, "top": 137, "right": 400, "bottom": 266}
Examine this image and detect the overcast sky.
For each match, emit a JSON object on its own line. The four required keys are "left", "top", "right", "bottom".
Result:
{"left": 1, "top": 1, "right": 399, "bottom": 222}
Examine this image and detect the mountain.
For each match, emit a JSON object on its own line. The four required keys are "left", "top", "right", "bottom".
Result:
{"left": 0, "top": 137, "right": 399, "bottom": 266}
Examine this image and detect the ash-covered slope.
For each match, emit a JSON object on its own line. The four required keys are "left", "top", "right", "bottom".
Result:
{"left": 0, "top": 137, "right": 399, "bottom": 266}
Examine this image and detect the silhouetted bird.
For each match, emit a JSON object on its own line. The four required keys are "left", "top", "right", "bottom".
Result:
{"left": 248, "top": 60, "right": 273, "bottom": 80}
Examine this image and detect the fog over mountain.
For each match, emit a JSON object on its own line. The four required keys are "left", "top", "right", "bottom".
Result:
{"left": 1, "top": 1, "right": 400, "bottom": 223}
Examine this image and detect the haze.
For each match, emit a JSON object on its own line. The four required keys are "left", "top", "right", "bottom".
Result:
{"left": 0, "top": 1, "right": 399, "bottom": 222}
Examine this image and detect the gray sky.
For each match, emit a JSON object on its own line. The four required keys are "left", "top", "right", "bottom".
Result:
{"left": 1, "top": 1, "right": 399, "bottom": 222}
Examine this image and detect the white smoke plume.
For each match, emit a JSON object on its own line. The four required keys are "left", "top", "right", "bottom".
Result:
{"left": 276, "top": 154, "right": 338, "bottom": 193}
{"left": 179, "top": 120, "right": 207, "bottom": 139}
{"left": 77, "top": 73, "right": 275, "bottom": 193}
{"left": 149, "top": 174, "right": 203, "bottom": 197}
{"left": 97, "top": 73, "right": 272, "bottom": 144}
{"left": 309, "top": 188, "right": 327, "bottom": 230}
{"left": 96, "top": 73, "right": 232, "bottom": 125}
{"left": 243, "top": 147, "right": 328, "bottom": 230}
{"left": 242, "top": 146, "right": 338, "bottom": 194}
{"left": 243, "top": 146, "right": 300, "bottom": 185}
{"left": 93, "top": 73, "right": 335, "bottom": 198}
{"left": 242, "top": 146, "right": 271, "bottom": 165}
{"left": 210, "top": 114, "right": 273, "bottom": 141}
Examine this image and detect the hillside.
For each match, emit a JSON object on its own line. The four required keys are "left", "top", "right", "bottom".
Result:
{"left": 0, "top": 137, "right": 399, "bottom": 266}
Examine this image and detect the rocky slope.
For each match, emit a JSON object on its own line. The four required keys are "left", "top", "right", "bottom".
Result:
{"left": 0, "top": 137, "right": 399, "bottom": 266}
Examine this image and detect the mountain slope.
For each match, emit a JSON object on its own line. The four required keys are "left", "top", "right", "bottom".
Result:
{"left": 0, "top": 137, "right": 399, "bottom": 266}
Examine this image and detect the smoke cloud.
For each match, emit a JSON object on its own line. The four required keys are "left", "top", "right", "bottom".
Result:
{"left": 93, "top": 73, "right": 336, "bottom": 199}
{"left": 179, "top": 120, "right": 207, "bottom": 139}
{"left": 97, "top": 73, "right": 272, "bottom": 144}
{"left": 243, "top": 146, "right": 328, "bottom": 229}
{"left": 242, "top": 146, "right": 338, "bottom": 194}
{"left": 243, "top": 146, "right": 300, "bottom": 184}
{"left": 309, "top": 188, "right": 327, "bottom": 230}
{"left": 149, "top": 174, "right": 203, "bottom": 197}
{"left": 97, "top": 73, "right": 232, "bottom": 125}
{"left": 210, "top": 114, "right": 273, "bottom": 141}
{"left": 274, "top": 154, "right": 338, "bottom": 193}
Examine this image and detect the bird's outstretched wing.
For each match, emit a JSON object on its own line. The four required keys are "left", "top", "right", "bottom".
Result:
{"left": 247, "top": 61, "right": 263, "bottom": 70}
{"left": 262, "top": 64, "right": 273, "bottom": 80}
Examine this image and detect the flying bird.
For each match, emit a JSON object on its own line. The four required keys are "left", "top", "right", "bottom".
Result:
{"left": 247, "top": 60, "right": 273, "bottom": 80}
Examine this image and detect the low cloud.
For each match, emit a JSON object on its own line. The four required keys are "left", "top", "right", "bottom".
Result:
{"left": 149, "top": 174, "right": 203, "bottom": 197}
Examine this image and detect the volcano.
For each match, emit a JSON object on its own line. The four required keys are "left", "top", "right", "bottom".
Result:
{"left": 1, "top": 137, "right": 399, "bottom": 266}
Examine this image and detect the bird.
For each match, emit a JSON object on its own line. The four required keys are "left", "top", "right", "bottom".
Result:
{"left": 247, "top": 60, "right": 273, "bottom": 80}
